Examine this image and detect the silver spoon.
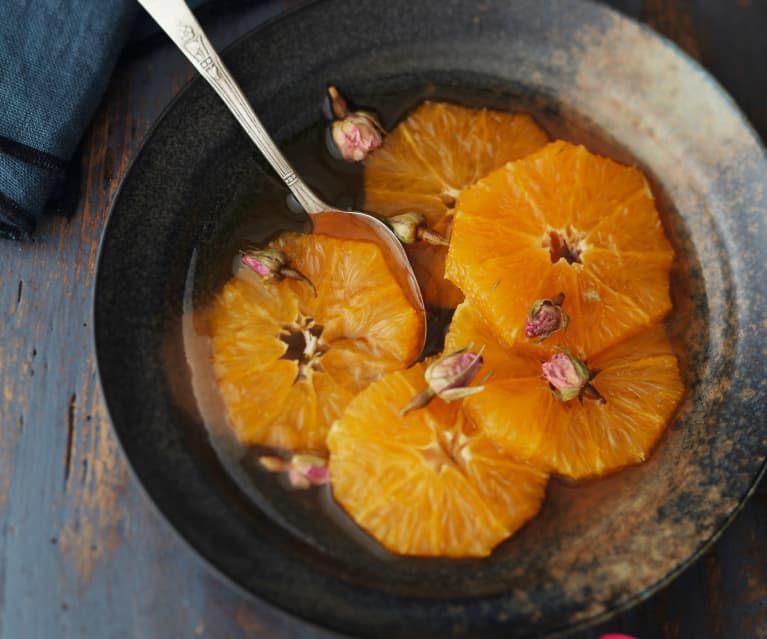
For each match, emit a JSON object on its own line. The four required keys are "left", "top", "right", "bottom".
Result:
{"left": 137, "top": 0, "right": 426, "bottom": 348}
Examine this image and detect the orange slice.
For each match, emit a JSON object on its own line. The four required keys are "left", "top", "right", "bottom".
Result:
{"left": 208, "top": 232, "right": 424, "bottom": 451}
{"left": 445, "top": 140, "right": 675, "bottom": 355}
{"left": 327, "top": 363, "right": 549, "bottom": 557}
{"left": 364, "top": 101, "right": 549, "bottom": 307}
{"left": 445, "top": 301, "right": 684, "bottom": 479}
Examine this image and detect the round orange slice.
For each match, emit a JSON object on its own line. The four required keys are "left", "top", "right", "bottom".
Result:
{"left": 445, "top": 301, "right": 684, "bottom": 479}
{"left": 327, "top": 363, "right": 549, "bottom": 557}
{"left": 208, "top": 232, "right": 424, "bottom": 451}
{"left": 364, "top": 101, "right": 550, "bottom": 307}
{"left": 445, "top": 140, "right": 675, "bottom": 356}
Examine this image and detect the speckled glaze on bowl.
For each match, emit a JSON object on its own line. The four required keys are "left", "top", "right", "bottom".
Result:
{"left": 94, "top": 0, "right": 767, "bottom": 637}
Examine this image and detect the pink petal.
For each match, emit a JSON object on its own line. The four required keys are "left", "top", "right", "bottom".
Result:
{"left": 304, "top": 465, "right": 330, "bottom": 484}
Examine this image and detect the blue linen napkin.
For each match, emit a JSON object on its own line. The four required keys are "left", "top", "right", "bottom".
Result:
{"left": 0, "top": 0, "right": 138, "bottom": 240}
{"left": 1, "top": 0, "right": 283, "bottom": 241}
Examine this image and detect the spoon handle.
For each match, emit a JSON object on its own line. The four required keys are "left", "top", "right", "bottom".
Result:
{"left": 136, "top": 0, "right": 327, "bottom": 215}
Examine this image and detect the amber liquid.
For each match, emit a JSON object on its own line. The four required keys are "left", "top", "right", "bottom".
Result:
{"left": 182, "top": 84, "right": 700, "bottom": 561}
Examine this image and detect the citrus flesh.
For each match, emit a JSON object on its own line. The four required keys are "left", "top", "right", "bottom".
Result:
{"left": 207, "top": 104, "right": 685, "bottom": 558}
{"left": 445, "top": 302, "right": 684, "bottom": 479}
{"left": 364, "top": 101, "right": 550, "bottom": 307}
{"left": 445, "top": 140, "right": 675, "bottom": 356}
{"left": 208, "top": 232, "right": 424, "bottom": 451}
{"left": 327, "top": 363, "right": 549, "bottom": 557}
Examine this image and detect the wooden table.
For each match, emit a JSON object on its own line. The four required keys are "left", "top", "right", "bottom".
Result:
{"left": 1, "top": 1, "right": 765, "bottom": 637}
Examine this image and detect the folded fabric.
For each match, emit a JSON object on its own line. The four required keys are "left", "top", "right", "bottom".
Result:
{"left": 0, "top": 0, "right": 137, "bottom": 240}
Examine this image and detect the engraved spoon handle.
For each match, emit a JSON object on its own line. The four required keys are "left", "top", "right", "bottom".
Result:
{"left": 136, "top": 0, "right": 327, "bottom": 215}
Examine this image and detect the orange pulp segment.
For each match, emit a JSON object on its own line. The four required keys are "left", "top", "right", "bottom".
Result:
{"left": 364, "top": 101, "right": 550, "bottom": 307}
{"left": 327, "top": 363, "right": 549, "bottom": 557}
{"left": 208, "top": 232, "right": 424, "bottom": 451}
{"left": 445, "top": 301, "right": 684, "bottom": 479}
{"left": 445, "top": 140, "right": 675, "bottom": 356}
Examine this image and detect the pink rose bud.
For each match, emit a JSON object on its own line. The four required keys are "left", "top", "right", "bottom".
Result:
{"left": 331, "top": 112, "right": 383, "bottom": 162}
{"left": 240, "top": 246, "right": 317, "bottom": 295}
{"left": 426, "top": 347, "right": 485, "bottom": 399}
{"left": 525, "top": 292, "right": 569, "bottom": 341}
{"left": 541, "top": 349, "right": 590, "bottom": 402}
{"left": 290, "top": 454, "right": 330, "bottom": 487}
{"left": 260, "top": 453, "right": 329, "bottom": 489}
{"left": 401, "top": 345, "right": 492, "bottom": 415}
{"left": 598, "top": 635, "right": 640, "bottom": 639}
{"left": 304, "top": 464, "right": 330, "bottom": 484}
{"left": 241, "top": 248, "right": 287, "bottom": 279}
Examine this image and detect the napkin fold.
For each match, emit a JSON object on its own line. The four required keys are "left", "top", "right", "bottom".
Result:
{"left": 0, "top": 0, "right": 137, "bottom": 240}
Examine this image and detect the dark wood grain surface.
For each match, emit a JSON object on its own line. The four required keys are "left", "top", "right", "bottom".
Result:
{"left": 1, "top": 1, "right": 765, "bottom": 637}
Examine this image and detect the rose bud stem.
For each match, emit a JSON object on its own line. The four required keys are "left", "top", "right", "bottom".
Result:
{"left": 327, "top": 85, "right": 349, "bottom": 119}
{"left": 420, "top": 228, "right": 450, "bottom": 247}
{"left": 279, "top": 267, "right": 317, "bottom": 297}
{"left": 400, "top": 388, "right": 436, "bottom": 416}
{"left": 580, "top": 383, "right": 606, "bottom": 405}
{"left": 259, "top": 455, "right": 290, "bottom": 473}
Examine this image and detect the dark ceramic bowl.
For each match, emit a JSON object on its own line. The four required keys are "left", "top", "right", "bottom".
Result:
{"left": 94, "top": 0, "right": 767, "bottom": 637}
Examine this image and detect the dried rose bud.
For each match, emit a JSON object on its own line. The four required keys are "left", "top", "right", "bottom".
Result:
{"left": 259, "top": 453, "right": 329, "bottom": 489}
{"left": 388, "top": 212, "right": 448, "bottom": 246}
{"left": 542, "top": 349, "right": 591, "bottom": 402}
{"left": 291, "top": 454, "right": 330, "bottom": 486}
{"left": 426, "top": 345, "right": 486, "bottom": 400}
{"left": 241, "top": 248, "right": 286, "bottom": 279}
{"left": 525, "top": 292, "right": 569, "bottom": 341}
{"left": 241, "top": 246, "right": 317, "bottom": 296}
{"left": 401, "top": 345, "right": 490, "bottom": 414}
{"left": 331, "top": 112, "right": 383, "bottom": 162}
{"left": 389, "top": 212, "right": 425, "bottom": 245}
